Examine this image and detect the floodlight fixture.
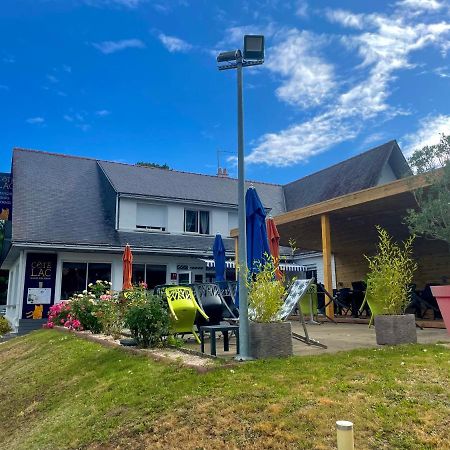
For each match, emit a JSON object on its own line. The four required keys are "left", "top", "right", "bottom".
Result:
{"left": 243, "top": 35, "right": 264, "bottom": 61}
{"left": 217, "top": 50, "right": 238, "bottom": 63}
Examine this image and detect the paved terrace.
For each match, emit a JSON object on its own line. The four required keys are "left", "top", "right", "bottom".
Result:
{"left": 184, "top": 322, "right": 450, "bottom": 358}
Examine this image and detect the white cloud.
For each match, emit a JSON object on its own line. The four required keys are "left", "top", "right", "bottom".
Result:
{"left": 158, "top": 33, "right": 192, "bottom": 52}
{"left": 0, "top": 84, "right": 8, "bottom": 90}
{"left": 434, "top": 65, "right": 450, "bottom": 77}
{"left": 325, "top": 9, "right": 365, "bottom": 29}
{"left": 95, "top": 109, "right": 111, "bottom": 116}
{"left": 62, "top": 65, "right": 72, "bottom": 73}
{"left": 266, "top": 30, "right": 336, "bottom": 109}
{"left": 92, "top": 39, "right": 145, "bottom": 54}
{"left": 247, "top": 111, "right": 358, "bottom": 166}
{"left": 26, "top": 117, "right": 45, "bottom": 124}
{"left": 402, "top": 114, "right": 450, "bottom": 156}
{"left": 247, "top": 8, "right": 450, "bottom": 166}
{"left": 397, "top": 0, "right": 445, "bottom": 11}
{"left": 296, "top": 0, "right": 309, "bottom": 18}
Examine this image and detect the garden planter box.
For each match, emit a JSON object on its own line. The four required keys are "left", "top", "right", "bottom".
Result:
{"left": 249, "top": 321, "right": 293, "bottom": 359}
{"left": 374, "top": 314, "right": 417, "bottom": 345}
{"left": 431, "top": 286, "right": 450, "bottom": 335}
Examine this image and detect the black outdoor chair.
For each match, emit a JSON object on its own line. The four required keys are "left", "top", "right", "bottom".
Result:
{"left": 351, "top": 281, "right": 369, "bottom": 317}
{"left": 215, "top": 281, "right": 239, "bottom": 318}
{"left": 413, "top": 284, "right": 442, "bottom": 319}
{"left": 335, "top": 288, "right": 353, "bottom": 316}
{"left": 190, "top": 283, "right": 234, "bottom": 327}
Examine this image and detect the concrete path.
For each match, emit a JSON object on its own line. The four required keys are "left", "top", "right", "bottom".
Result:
{"left": 186, "top": 322, "right": 450, "bottom": 358}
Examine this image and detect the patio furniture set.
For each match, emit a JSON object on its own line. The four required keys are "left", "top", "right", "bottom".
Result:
{"left": 155, "top": 278, "right": 327, "bottom": 356}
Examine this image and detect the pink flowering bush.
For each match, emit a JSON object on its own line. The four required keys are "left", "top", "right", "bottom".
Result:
{"left": 45, "top": 301, "right": 83, "bottom": 331}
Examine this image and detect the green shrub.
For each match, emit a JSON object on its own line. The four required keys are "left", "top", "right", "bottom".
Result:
{"left": 124, "top": 293, "right": 169, "bottom": 348}
{"left": 247, "top": 256, "right": 287, "bottom": 323}
{"left": 0, "top": 316, "right": 12, "bottom": 335}
{"left": 365, "top": 227, "right": 417, "bottom": 315}
{"left": 69, "top": 297, "right": 102, "bottom": 334}
{"left": 95, "top": 295, "right": 125, "bottom": 339}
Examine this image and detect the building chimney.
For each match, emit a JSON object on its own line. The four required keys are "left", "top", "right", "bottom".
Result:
{"left": 217, "top": 167, "right": 229, "bottom": 178}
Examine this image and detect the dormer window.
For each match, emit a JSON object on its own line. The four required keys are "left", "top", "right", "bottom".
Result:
{"left": 136, "top": 203, "right": 167, "bottom": 232}
{"left": 184, "top": 209, "right": 210, "bottom": 235}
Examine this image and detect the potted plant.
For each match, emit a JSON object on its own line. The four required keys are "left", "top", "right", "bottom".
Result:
{"left": 247, "top": 258, "right": 293, "bottom": 358}
{"left": 365, "top": 227, "right": 418, "bottom": 345}
{"left": 404, "top": 134, "right": 450, "bottom": 333}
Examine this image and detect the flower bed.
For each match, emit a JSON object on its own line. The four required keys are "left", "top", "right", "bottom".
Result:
{"left": 45, "top": 281, "right": 169, "bottom": 349}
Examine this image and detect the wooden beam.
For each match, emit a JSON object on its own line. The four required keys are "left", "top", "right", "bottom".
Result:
{"left": 274, "top": 172, "right": 432, "bottom": 226}
{"left": 321, "top": 214, "right": 334, "bottom": 317}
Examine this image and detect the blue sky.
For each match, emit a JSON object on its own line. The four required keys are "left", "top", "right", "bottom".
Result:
{"left": 1, "top": 0, "right": 450, "bottom": 184}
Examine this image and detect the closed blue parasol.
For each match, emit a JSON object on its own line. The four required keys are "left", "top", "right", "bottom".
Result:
{"left": 246, "top": 186, "right": 270, "bottom": 273}
{"left": 213, "top": 233, "right": 226, "bottom": 281}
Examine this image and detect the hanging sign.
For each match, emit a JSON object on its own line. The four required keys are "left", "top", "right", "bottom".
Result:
{"left": 22, "top": 253, "right": 57, "bottom": 320}
{"left": 0, "top": 173, "right": 12, "bottom": 221}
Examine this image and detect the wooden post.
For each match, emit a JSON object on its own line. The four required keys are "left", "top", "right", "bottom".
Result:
{"left": 321, "top": 214, "right": 334, "bottom": 317}
{"left": 234, "top": 237, "right": 239, "bottom": 281}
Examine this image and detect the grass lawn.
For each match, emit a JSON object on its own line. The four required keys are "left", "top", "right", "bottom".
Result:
{"left": 1, "top": 330, "right": 449, "bottom": 449}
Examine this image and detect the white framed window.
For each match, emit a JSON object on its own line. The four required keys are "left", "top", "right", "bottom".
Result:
{"left": 60, "top": 262, "right": 111, "bottom": 300}
{"left": 184, "top": 209, "right": 210, "bottom": 235}
{"left": 136, "top": 203, "right": 167, "bottom": 231}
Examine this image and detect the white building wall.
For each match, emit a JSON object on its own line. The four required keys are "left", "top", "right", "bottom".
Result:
{"left": 212, "top": 209, "right": 229, "bottom": 236}
{"left": 119, "top": 197, "right": 237, "bottom": 237}
{"left": 5, "top": 250, "right": 26, "bottom": 331}
{"left": 377, "top": 163, "right": 397, "bottom": 185}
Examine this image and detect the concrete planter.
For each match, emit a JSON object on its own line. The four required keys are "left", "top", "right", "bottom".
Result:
{"left": 249, "top": 321, "right": 293, "bottom": 359}
{"left": 431, "top": 286, "right": 450, "bottom": 335}
{"left": 374, "top": 314, "right": 417, "bottom": 345}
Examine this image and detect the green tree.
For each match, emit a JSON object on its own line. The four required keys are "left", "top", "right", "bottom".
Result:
{"left": 405, "top": 134, "right": 450, "bottom": 246}
{"left": 136, "top": 162, "right": 170, "bottom": 170}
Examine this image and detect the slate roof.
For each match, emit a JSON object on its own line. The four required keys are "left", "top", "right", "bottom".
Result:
{"left": 5, "top": 141, "right": 410, "bottom": 258}
{"left": 283, "top": 140, "right": 410, "bottom": 211}
{"left": 99, "top": 160, "right": 286, "bottom": 215}
{"left": 8, "top": 149, "right": 241, "bottom": 254}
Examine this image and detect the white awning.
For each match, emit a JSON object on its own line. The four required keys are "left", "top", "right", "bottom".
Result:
{"left": 200, "top": 259, "right": 236, "bottom": 269}
{"left": 199, "top": 259, "right": 307, "bottom": 272}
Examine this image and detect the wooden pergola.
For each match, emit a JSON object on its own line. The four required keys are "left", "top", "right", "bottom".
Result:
{"left": 233, "top": 173, "right": 450, "bottom": 317}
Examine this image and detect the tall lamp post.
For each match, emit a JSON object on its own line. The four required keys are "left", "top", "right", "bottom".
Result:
{"left": 217, "top": 35, "right": 265, "bottom": 360}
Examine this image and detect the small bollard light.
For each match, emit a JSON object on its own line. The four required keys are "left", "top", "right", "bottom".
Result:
{"left": 336, "top": 420, "right": 354, "bottom": 450}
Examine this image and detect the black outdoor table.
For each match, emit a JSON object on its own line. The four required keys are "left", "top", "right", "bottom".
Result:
{"left": 199, "top": 324, "right": 240, "bottom": 356}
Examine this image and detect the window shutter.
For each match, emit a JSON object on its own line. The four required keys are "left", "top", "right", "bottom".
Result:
{"left": 136, "top": 204, "right": 167, "bottom": 229}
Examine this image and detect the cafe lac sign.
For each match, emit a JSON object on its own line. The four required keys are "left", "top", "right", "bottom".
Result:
{"left": 0, "top": 173, "right": 12, "bottom": 221}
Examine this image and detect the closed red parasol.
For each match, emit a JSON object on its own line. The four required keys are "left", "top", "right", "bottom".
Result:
{"left": 266, "top": 217, "right": 283, "bottom": 280}
{"left": 122, "top": 244, "right": 133, "bottom": 290}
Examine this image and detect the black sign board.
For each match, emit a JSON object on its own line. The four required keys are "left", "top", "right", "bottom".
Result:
{"left": 0, "top": 173, "right": 12, "bottom": 221}
{"left": 22, "top": 253, "right": 57, "bottom": 320}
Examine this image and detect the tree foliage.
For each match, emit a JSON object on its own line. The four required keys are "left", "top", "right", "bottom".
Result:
{"left": 136, "top": 162, "right": 170, "bottom": 170}
{"left": 405, "top": 134, "right": 450, "bottom": 245}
